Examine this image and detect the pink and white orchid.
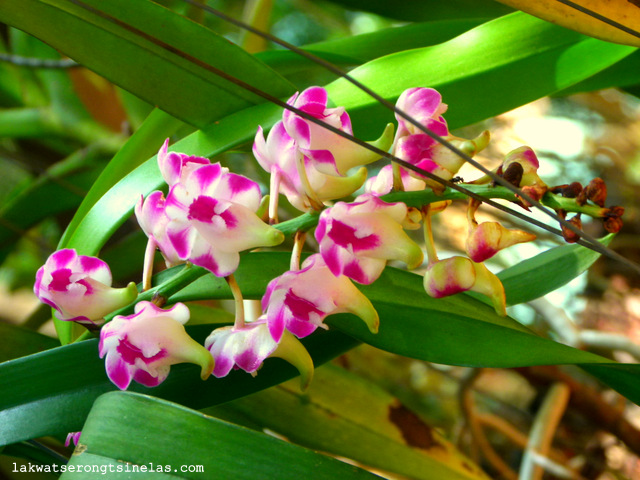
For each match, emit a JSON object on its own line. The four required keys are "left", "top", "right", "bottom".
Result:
{"left": 253, "top": 122, "right": 367, "bottom": 212}
{"left": 388, "top": 88, "right": 490, "bottom": 193}
{"left": 282, "top": 86, "right": 393, "bottom": 176}
{"left": 160, "top": 162, "right": 284, "bottom": 277}
{"left": 135, "top": 190, "right": 182, "bottom": 268}
{"left": 99, "top": 301, "right": 213, "bottom": 390}
{"left": 157, "top": 138, "right": 210, "bottom": 187}
{"left": 394, "top": 130, "right": 490, "bottom": 192}
{"left": 315, "top": 194, "right": 424, "bottom": 284}
{"left": 205, "top": 318, "right": 314, "bottom": 389}
{"left": 34, "top": 249, "right": 138, "bottom": 325}
{"left": 262, "top": 254, "right": 379, "bottom": 343}
{"left": 394, "top": 87, "right": 449, "bottom": 140}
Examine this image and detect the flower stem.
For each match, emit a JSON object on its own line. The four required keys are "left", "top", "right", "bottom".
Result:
{"left": 141, "top": 237, "right": 157, "bottom": 292}
{"left": 226, "top": 274, "right": 245, "bottom": 329}
{"left": 392, "top": 162, "right": 404, "bottom": 192}
{"left": 290, "top": 231, "right": 307, "bottom": 271}
{"left": 422, "top": 205, "right": 439, "bottom": 266}
{"left": 268, "top": 169, "right": 281, "bottom": 224}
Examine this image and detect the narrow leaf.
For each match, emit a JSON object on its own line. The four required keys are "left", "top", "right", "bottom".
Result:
{"left": 64, "top": 391, "right": 380, "bottom": 480}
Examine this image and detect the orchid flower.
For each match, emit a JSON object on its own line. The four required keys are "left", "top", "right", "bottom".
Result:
{"left": 262, "top": 254, "right": 379, "bottom": 343}
{"left": 282, "top": 86, "right": 393, "bottom": 176}
{"left": 156, "top": 138, "right": 210, "bottom": 187}
{"left": 315, "top": 194, "right": 423, "bottom": 284}
{"left": 65, "top": 432, "right": 82, "bottom": 447}
{"left": 34, "top": 249, "right": 138, "bottom": 325}
{"left": 99, "top": 301, "right": 214, "bottom": 390}
{"left": 387, "top": 87, "right": 490, "bottom": 193}
{"left": 394, "top": 130, "right": 490, "bottom": 193}
{"left": 135, "top": 190, "right": 182, "bottom": 268}
{"left": 205, "top": 317, "right": 314, "bottom": 389}
{"left": 393, "top": 87, "right": 449, "bottom": 140}
{"left": 159, "top": 162, "right": 284, "bottom": 277}
{"left": 253, "top": 122, "right": 367, "bottom": 213}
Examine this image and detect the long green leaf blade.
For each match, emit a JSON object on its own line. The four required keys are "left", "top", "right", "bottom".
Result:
{"left": 0, "top": 0, "right": 295, "bottom": 128}
{"left": 64, "top": 391, "right": 380, "bottom": 480}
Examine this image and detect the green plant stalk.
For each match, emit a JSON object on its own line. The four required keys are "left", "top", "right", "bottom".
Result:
{"left": 68, "top": 184, "right": 601, "bottom": 341}
{"left": 541, "top": 192, "right": 612, "bottom": 217}
{"left": 275, "top": 185, "right": 599, "bottom": 236}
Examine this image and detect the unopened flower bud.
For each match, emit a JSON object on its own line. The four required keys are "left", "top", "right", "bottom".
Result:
{"left": 466, "top": 222, "right": 536, "bottom": 262}
{"left": 424, "top": 256, "right": 506, "bottom": 316}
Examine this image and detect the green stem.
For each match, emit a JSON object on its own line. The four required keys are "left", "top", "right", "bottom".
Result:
{"left": 541, "top": 193, "right": 609, "bottom": 217}
{"left": 102, "top": 263, "right": 208, "bottom": 324}
{"left": 79, "top": 185, "right": 610, "bottom": 338}
{"left": 226, "top": 274, "right": 245, "bottom": 329}
{"left": 422, "top": 206, "right": 439, "bottom": 265}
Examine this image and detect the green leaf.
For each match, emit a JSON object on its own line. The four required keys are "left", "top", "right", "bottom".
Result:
{"left": 61, "top": 13, "right": 636, "bottom": 262}
{"left": 4, "top": 252, "right": 640, "bottom": 446}
{"left": 0, "top": 0, "right": 295, "bottom": 128}
{"left": 0, "top": 325, "right": 357, "bottom": 446}
{"left": 0, "top": 148, "right": 105, "bottom": 264}
{"left": 64, "top": 391, "right": 380, "bottom": 480}
{"left": 498, "top": 235, "right": 614, "bottom": 306}
{"left": 323, "top": 0, "right": 513, "bottom": 21}
{"left": 0, "top": 323, "right": 58, "bottom": 363}
{"left": 166, "top": 252, "right": 640, "bottom": 404}
{"left": 326, "top": 13, "right": 636, "bottom": 135}
{"left": 208, "top": 364, "right": 490, "bottom": 480}
{"left": 257, "top": 19, "right": 487, "bottom": 84}
{"left": 555, "top": 50, "right": 640, "bottom": 95}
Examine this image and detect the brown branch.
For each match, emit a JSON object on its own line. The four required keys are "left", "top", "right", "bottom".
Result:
{"left": 516, "top": 366, "right": 640, "bottom": 456}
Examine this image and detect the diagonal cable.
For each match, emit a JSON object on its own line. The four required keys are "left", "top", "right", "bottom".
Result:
{"left": 554, "top": 0, "right": 640, "bottom": 40}
{"left": 176, "top": 0, "right": 640, "bottom": 272}
{"left": 63, "top": 0, "right": 640, "bottom": 273}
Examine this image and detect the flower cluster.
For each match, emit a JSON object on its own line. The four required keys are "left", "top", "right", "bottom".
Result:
{"left": 34, "top": 85, "right": 622, "bottom": 392}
